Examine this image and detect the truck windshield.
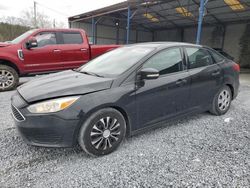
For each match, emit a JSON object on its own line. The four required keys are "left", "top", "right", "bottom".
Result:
{"left": 79, "top": 46, "right": 154, "bottom": 77}
{"left": 11, "top": 29, "right": 38, "bottom": 44}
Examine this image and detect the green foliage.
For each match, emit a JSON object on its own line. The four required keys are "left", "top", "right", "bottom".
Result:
{"left": 0, "top": 22, "right": 30, "bottom": 42}
{"left": 239, "top": 24, "right": 250, "bottom": 68}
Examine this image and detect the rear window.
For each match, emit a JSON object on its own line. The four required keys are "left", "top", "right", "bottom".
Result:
{"left": 62, "top": 32, "right": 83, "bottom": 44}
{"left": 186, "top": 47, "right": 213, "bottom": 69}
{"left": 209, "top": 49, "right": 225, "bottom": 63}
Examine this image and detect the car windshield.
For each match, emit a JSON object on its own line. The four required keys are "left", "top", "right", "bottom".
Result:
{"left": 78, "top": 46, "right": 155, "bottom": 77}
{"left": 11, "top": 29, "right": 38, "bottom": 44}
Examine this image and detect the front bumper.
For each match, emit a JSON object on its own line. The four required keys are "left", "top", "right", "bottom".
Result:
{"left": 11, "top": 93, "right": 80, "bottom": 147}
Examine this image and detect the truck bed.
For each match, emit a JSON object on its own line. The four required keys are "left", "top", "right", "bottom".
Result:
{"left": 90, "top": 45, "right": 121, "bottom": 59}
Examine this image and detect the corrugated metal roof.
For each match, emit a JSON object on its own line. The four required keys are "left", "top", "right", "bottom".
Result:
{"left": 69, "top": 0, "right": 250, "bottom": 30}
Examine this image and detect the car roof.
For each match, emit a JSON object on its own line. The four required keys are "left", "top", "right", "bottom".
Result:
{"left": 125, "top": 42, "right": 202, "bottom": 49}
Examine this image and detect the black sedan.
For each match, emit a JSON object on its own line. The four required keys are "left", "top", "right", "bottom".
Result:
{"left": 11, "top": 42, "right": 240, "bottom": 156}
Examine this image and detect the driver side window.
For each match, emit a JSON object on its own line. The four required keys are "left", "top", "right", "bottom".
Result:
{"left": 142, "top": 48, "right": 183, "bottom": 76}
{"left": 34, "top": 32, "right": 57, "bottom": 47}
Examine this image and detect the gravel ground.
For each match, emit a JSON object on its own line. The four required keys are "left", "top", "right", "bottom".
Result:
{"left": 0, "top": 75, "right": 250, "bottom": 188}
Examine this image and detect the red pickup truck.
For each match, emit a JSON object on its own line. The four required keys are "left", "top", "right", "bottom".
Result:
{"left": 0, "top": 28, "right": 119, "bottom": 91}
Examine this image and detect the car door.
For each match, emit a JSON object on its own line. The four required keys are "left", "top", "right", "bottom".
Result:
{"left": 57, "top": 31, "right": 89, "bottom": 69}
{"left": 135, "top": 47, "right": 191, "bottom": 130}
{"left": 22, "top": 31, "right": 61, "bottom": 72}
{"left": 184, "top": 47, "right": 223, "bottom": 109}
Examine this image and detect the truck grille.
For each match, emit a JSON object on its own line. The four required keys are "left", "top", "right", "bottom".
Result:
{"left": 11, "top": 105, "right": 25, "bottom": 122}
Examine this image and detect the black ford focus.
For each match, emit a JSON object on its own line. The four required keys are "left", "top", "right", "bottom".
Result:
{"left": 11, "top": 42, "right": 240, "bottom": 156}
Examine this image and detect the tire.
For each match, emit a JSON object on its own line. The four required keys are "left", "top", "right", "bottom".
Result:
{"left": 210, "top": 85, "right": 232, "bottom": 116}
{"left": 0, "top": 65, "right": 19, "bottom": 92}
{"left": 78, "top": 108, "right": 126, "bottom": 156}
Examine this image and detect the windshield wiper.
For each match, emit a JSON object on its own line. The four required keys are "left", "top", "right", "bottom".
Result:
{"left": 80, "top": 71, "right": 104, "bottom": 78}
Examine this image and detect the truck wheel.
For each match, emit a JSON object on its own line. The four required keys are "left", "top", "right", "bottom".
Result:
{"left": 210, "top": 85, "right": 232, "bottom": 116}
{"left": 0, "top": 65, "right": 19, "bottom": 91}
{"left": 78, "top": 108, "right": 126, "bottom": 156}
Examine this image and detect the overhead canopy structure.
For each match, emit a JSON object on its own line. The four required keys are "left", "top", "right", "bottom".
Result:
{"left": 68, "top": 0, "right": 250, "bottom": 44}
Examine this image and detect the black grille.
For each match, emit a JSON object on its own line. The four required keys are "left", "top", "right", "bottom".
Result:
{"left": 11, "top": 105, "right": 25, "bottom": 122}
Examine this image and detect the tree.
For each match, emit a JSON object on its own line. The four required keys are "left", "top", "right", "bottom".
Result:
{"left": 0, "top": 22, "right": 30, "bottom": 41}
{"left": 21, "top": 8, "right": 52, "bottom": 28}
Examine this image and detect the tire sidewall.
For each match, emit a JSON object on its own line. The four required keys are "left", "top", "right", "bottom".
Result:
{"left": 78, "top": 108, "right": 126, "bottom": 156}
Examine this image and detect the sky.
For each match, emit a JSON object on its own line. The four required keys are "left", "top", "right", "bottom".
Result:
{"left": 0, "top": 0, "right": 125, "bottom": 26}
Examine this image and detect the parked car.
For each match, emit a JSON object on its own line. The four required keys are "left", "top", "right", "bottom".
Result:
{"left": 0, "top": 28, "right": 119, "bottom": 91}
{"left": 11, "top": 42, "right": 240, "bottom": 156}
{"left": 213, "top": 48, "right": 234, "bottom": 61}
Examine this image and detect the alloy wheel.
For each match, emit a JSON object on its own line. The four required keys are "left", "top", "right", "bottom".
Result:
{"left": 0, "top": 70, "right": 14, "bottom": 89}
{"left": 90, "top": 116, "right": 121, "bottom": 150}
{"left": 218, "top": 89, "right": 231, "bottom": 111}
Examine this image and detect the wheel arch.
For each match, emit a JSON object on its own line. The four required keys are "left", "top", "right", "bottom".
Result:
{"left": 0, "top": 59, "right": 20, "bottom": 75}
{"left": 109, "top": 105, "right": 131, "bottom": 137}
{"left": 225, "top": 83, "right": 234, "bottom": 98}
{"left": 74, "top": 104, "right": 132, "bottom": 146}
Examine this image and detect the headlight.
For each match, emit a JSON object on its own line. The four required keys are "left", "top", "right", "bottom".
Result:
{"left": 27, "top": 96, "right": 80, "bottom": 113}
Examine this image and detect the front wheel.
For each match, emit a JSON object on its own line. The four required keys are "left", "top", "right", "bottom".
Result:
{"left": 210, "top": 85, "right": 232, "bottom": 116}
{"left": 78, "top": 108, "right": 126, "bottom": 156}
{"left": 0, "top": 65, "right": 19, "bottom": 92}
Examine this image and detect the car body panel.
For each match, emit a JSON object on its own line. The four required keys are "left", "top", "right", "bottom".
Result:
{"left": 135, "top": 70, "right": 191, "bottom": 129}
{"left": 17, "top": 70, "right": 113, "bottom": 103}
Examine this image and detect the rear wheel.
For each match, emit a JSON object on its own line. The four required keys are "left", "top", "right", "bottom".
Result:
{"left": 78, "top": 108, "right": 126, "bottom": 156}
{"left": 0, "top": 65, "right": 19, "bottom": 91}
{"left": 210, "top": 85, "right": 232, "bottom": 116}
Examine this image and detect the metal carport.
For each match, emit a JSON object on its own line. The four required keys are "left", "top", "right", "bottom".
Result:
{"left": 68, "top": 0, "right": 250, "bottom": 67}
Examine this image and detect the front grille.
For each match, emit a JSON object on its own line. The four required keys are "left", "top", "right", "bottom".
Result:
{"left": 11, "top": 105, "right": 25, "bottom": 122}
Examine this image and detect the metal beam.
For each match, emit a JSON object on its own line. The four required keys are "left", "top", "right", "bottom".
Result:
{"left": 191, "top": 0, "right": 223, "bottom": 25}
{"left": 148, "top": 7, "right": 180, "bottom": 28}
{"left": 153, "top": 18, "right": 250, "bottom": 31}
{"left": 91, "top": 17, "right": 95, "bottom": 44}
{"left": 221, "top": 25, "right": 226, "bottom": 49}
{"left": 126, "top": 6, "right": 131, "bottom": 44}
{"left": 196, "top": 0, "right": 205, "bottom": 44}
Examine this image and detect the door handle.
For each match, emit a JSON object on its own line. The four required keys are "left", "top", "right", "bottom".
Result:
{"left": 53, "top": 49, "right": 61, "bottom": 52}
{"left": 80, "top": 48, "right": 87, "bottom": 51}
{"left": 211, "top": 70, "right": 220, "bottom": 76}
{"left": 176, "top": 79, "right": 187, "bottom": 85}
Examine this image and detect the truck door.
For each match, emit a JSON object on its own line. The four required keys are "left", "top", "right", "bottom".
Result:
{"left": 22, "top": 31, "right": 62, "bottom": 72}
{"left": 57, "top": 31, "right": 90, "bottom": 69}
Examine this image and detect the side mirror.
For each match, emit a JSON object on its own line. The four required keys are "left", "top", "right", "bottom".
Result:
{"left": 139, "top": 68, "right": 159, "bottom": 80}
{"left": 26, "top": 38, "right": 38, "bottom": 49}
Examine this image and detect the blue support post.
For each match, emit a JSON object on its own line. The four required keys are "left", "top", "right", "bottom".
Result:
{"left": 91, "top": 17, "right": 95, "bottom": 44}
{"left": 126, "top": 6, "right": 131, "bottom": 44}
{"left": 196, "top": 0, "right": 205, "bottom": 44}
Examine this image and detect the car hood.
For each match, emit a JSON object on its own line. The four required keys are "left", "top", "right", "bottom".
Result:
{"left": 0, "top": 42, "right": 12, "bottom": 47}
{"left": 18, "top": 70, "right": 114, "bottom": 103}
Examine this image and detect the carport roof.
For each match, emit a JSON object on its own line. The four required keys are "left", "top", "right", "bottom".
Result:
{"left": 68, "top": 0, "right": 250, "bottom": 30}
